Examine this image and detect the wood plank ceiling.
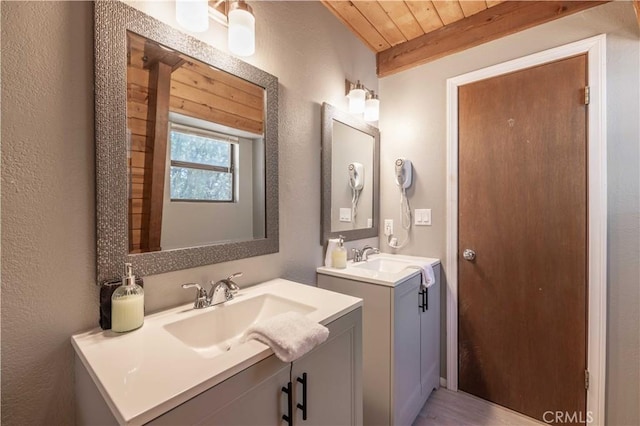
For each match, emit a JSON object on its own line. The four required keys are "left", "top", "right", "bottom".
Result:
{"left": 321, "top": 1, "right": 610, "bottom": 77}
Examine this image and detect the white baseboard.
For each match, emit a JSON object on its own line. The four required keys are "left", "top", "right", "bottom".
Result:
{"left": 439, "top": 377, "right": 447, "bottom": 388}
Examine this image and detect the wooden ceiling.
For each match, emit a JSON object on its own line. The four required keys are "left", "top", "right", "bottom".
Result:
{"left": 321, "top": 1, "right": 610, "bottom": 77}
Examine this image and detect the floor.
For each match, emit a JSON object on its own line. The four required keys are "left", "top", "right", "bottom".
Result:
{"left": 413, "top": 389, "right": 544, "bottom": 426}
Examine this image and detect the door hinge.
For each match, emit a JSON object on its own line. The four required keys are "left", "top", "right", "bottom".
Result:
{"left": 585, "top": 370, "right": 590, "bottom": 390}
{"left": 584, "top": 86, "right": 590, "bottom": 105}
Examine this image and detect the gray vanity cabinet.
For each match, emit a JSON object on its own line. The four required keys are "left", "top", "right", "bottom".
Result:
{"left": 148, "top": 308, "right": 363, "bottom": 426}
{"left": 317, "top": 265, "right": 440, "bottom": 426}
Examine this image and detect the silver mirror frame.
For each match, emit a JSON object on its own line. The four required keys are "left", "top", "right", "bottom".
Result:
{"left": 95, "top": 2, "right": 279, "bottom": 283}
{"left": 321, "top": 103, "right": 379, "bottom": 244}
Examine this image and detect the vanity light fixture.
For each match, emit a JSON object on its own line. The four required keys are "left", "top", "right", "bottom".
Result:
{"left": 347, "top": 80, "right": 367, "bottom": 115}
{"left": 364, "top": 91, "right": 380, "bottom": 122}
{"left": 176, "top": 0, "right": 210, "bottom": 33}
{"left": 176, "top": 0, "right": 257, "bottom": 57}
{"left": 227, "top": 1, "right": 255, "bottom": 57}
{"left": 346, "top": 79, "right": 379, "bottom": 122}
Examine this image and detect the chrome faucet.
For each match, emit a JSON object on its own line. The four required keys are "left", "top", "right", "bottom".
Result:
{"left": 352, "top": 245, "right": 380, "bottom": 262}
{"left": 362, "top": 246, "right": 380, "bottom": 261}
{"left": 182, "top": 272, "right": 243, "bottom": 309}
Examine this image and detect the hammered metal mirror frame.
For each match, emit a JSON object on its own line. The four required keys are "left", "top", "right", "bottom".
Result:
{"left": 95, "top": 2, "right": 279, "bottom": 283}
{"left": 321, "top": 103, "right": 380, "bottom": 244}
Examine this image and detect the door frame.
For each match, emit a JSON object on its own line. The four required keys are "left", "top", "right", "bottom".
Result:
{"left": 445, "top": 35, "right": 607, "bottom": 424}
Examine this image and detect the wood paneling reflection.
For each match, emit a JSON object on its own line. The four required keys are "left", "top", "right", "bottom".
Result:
{"left": 126, "top": 32, "right": 265, "bottom": 252}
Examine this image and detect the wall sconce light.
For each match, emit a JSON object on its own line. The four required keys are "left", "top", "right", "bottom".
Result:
{"left": 347, "top": 80, "right": 367, "bottom": 115}
{"left": 346, "top": 79, "right": 379, "bottom": 122}
{"left": 364, "top": 91, "right": 380, "bottom": 122}
{"left": 228, "top": 1, "right": 255, "bottom": 57}
{"left": 176, "top": 0, "right": 210, "bottom": 33}
{"left": 176, "top": 0, "right": 256, "bottom": 57}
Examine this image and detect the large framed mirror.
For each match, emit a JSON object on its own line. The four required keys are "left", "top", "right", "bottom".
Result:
{"left": 95, "top": 2, "right": 278, "bottom": 283}
{"left": 321, "top": 103, "right": 379, "bottom": 244}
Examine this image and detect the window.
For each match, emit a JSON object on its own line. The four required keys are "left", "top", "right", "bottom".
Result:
{"left": 169, "top": 124, "right": 237, "bottom": 202}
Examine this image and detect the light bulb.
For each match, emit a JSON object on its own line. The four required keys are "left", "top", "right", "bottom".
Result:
{"left": 348, "top": 81, "right": 366, "bottom": 115}
{"left": 175, "top": 0, "right": 209, "bottom": 33}
{"left": 228, "top": 1, "right": 255, "bottom": 57}
{"left": 364, "top": 93, "right": 379, "bottom": 122}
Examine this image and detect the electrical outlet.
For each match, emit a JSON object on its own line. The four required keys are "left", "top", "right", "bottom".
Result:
{"left": 384, "top": 219, "right": 394, "bottom": 236}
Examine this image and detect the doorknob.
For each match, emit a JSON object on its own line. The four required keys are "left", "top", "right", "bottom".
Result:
{"left": 463, "top": 249, "right": 476, "bottom": 261}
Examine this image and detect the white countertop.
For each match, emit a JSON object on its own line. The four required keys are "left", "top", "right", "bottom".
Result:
{"left": 316, "top": 253, "right": 440, "bottom": 287}
{"left": 71, "top": 278, "right": 362, "bottom": 425}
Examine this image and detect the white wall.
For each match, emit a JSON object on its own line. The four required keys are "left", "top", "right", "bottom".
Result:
{"left": 1, "top": 1, "right": 377, "bottom": 424}
{"left": 378, "top": 3, "right": 640, "bottom": 425}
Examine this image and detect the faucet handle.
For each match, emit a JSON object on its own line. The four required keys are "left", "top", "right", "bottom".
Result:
{"left": 182, "top": 282, "right": 202, "bottom": 290}
{"left": 225, "top": 272, "right": 243, "bottom": 293}
{"left": 182, "top": 283, "right": 208, "bottom": 309}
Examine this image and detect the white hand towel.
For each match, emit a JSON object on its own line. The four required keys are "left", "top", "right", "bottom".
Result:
{"left": 241, "top": 312, "right": 329, "bottom": 363}
{"left": 405, "top": 262, "right": 435, "bottom": 290}
{"left": 325, "top": 238, "right": 339, "bottom": 267}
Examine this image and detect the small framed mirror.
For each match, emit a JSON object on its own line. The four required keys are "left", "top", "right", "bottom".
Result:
{"left": 321, "top": 103, "right": 379, "bottom": 244}
{"left": 95, "top": 2, "right": 278, "bottom": 283}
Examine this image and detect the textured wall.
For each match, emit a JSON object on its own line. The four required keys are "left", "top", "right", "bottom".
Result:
{"left": 0, "top": 2, "right": 376, "bottom": 424}
{"left": 378, "top": 3, "right": 640, "bottom": 425}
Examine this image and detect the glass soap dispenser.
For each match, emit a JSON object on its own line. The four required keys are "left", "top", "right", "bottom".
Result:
{"left": 111, "top": 263, "right": 144, "bottom": 333}
{"left": 332, "top": 235, "right": 348, "bottom": 269}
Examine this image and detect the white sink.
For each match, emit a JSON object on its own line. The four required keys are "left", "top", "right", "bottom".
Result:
{"left": 352, "top": 257, "right": 413, "bottom": 273}
{"left": 317, "top": 253, "right": 440, "bottom": 287}
{"left": 164, "top": 294, "right": 315, "bottom": 358}
{"left": 71, "top": 279, "right": 362, "bottom": 425}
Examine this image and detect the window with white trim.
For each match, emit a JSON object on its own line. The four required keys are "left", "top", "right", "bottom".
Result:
{"left": 169, "top": 123, "right": 237, "bottom": 202}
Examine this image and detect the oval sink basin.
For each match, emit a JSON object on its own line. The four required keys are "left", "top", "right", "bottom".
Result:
{"left": 164, "top": 294, "right": 315, "bottom": 358}
{"left": 352, "top": 257, "right": 413, "bottom": 273}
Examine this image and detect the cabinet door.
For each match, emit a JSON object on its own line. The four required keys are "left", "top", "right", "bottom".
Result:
{"left": 420, "top": 265, "right": 441, "bottom": 398}
{"left": 149, "top": 355, "right": 290, "bottom": 426}
{"left": 392, "top": 276, "right": 422, "bottom": 425}
{"left": 292, "top": 308, "right": 363, "bottom": 426}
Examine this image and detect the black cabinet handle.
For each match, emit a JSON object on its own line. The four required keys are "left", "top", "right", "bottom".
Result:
{"left": 419, "top": 288, "right": 429, "bottom": 312}
{"left": 282, "top": 381, "right": 293, "bottom": 425}
{"left": 296, "top": 372, "right": 308, "bottom": 420}
{"left": 424, "top": 287, "right": 429, "bottom": 311}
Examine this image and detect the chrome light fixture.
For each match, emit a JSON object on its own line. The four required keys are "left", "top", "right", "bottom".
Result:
{"left": 228, "top": 1, "right": 255, "bottom": 57}
{"left": 176, "top": 0, "right": 209, "bottom": 33}
{"left": 346, "top": 79, "right": 379, "bottom": 122}
{"left": 176, "top": 0, "right": 257, "bottom": 57}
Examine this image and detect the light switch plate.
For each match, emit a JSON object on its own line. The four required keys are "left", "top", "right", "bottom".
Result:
{"left": 415, "top": 209, "right": 432, "bottom": 226}
{"left": 339, "top": 208, "right": 352, "bottom": 222}
{"left": 367, "top": 218, "right": 373, "bottom": 228}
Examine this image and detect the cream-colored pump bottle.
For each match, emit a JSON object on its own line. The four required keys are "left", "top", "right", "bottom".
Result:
{"left": 332, "top": 235, "right": 347, "bottom": 269}
{"left": 111, "top": 263, "right": 144, "bottom": 333}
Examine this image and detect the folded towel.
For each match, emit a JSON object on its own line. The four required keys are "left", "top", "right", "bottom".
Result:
{"left": 405, "top": 262, "right": 435, "bottom": 290}
{"left": 241, "top": 312, "right": 329, "bottom": 362}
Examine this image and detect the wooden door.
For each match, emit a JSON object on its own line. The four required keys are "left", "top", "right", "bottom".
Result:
{"left": 458, "top": 55, "right": 588, "bottom": 424}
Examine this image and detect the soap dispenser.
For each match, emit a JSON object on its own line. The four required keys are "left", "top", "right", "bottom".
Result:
{"left": 111, "top": 263, "right": 144, "bottom": 333}
{"left": 332, "top": 235, "right": 348, "bottom": 269}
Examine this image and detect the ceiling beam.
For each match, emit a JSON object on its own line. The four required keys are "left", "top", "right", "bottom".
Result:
{"left": 377, "top": 1, "right": 609, "bottom": 77}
